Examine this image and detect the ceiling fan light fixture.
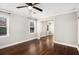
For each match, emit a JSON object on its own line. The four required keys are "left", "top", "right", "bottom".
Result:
{"left": 28, "top": 6, "right": 33, "bottom": 10}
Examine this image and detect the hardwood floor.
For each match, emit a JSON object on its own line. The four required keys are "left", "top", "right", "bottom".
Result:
{"left": 0, "top": 35, "right": 79, "bottom": 55}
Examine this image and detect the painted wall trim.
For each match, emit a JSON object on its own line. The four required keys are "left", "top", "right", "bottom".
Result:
{"left": 39, "top": 9, "right": 77, "bottom": 19}
{"left": 0, "top": 37, "right": 37, "bottom": 49}
{"left": 54, "top": 41, "right": 78, "bottom": 49}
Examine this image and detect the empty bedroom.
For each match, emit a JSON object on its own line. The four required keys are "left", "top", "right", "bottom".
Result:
{"left": 0, "top": 3, "right": 79, "bottom": 55}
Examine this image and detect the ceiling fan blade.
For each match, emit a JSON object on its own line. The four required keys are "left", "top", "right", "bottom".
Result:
{"left": 26, "top": 3, "right": 32, "bottom": 6}
{"left": 16, "top": 6, "right": 27, "bottom": 8}
{"left": 33, "top": 3, "right": 39, "bottom": 5}
{"left": 33, "top": 6, "right": 43, "bottom": 12}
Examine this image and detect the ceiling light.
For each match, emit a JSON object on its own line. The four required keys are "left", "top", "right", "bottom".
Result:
{"left": 28, "top": 6, "right": 33, "bottom": 10}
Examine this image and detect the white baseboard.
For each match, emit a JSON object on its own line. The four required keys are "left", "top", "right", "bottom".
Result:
{"left": 76, "top": 46, "right": 79, "bottom": 51}
{"left": 0, "top": 37, "right": 79, "bottom": 52}
{"left": 77, "top": 48, "right": 79, "bottom": 51}
{"left": 0, "top": 37, "right": 37, "bottom": 49}
{"left": 54, "top": 41, "right": 78, "bottom": 48}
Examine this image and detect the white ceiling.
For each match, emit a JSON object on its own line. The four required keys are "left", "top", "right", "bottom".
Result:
{"left": 0, "top": 3, "right": 79, "bottom": 19}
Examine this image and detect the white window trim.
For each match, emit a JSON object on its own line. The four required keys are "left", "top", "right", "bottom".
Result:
{"left": 0, "top": 13, "right": 9, "bottom": 38}
{"left": 29, "top": 20, "right": 36, "bottom": 34}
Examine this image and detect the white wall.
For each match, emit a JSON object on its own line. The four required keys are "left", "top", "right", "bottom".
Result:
{"left": 40, "top": 21, "right": 48, "bottom": 37}
{"left": 77, "top": 11, "right": 79, "bottom": 51}
{"left": 55, "top": 12, "right": 77, "bottom": 46}
{"left": 48, "top": 21, "right": 55, "bottom": 35}
{"left": 0, "top": 12, "right": 37, "bottom": 48}
{"left": 77, "top": 11, "right": 79, "bottom": 45}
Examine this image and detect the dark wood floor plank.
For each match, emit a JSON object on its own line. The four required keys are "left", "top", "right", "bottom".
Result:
{"left": 0, "top": 35, "right": 79, "bottom": 55}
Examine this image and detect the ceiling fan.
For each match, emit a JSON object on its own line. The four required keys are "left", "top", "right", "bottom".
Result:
{"left": 16, "top": 3, "right": 43, "bottom": 12}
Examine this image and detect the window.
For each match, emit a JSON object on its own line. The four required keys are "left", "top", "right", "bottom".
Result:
{"left": 0, "top": 17, "right": 7, "bottom": 35}
{"left": 0, "top": 13, "right": 9, "bottom": 37}
{"left": 47, "top": 25, "right": 49, "bottom": 31}
{"left": 30, "top": 21, "right": 34, "bottom": 33}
